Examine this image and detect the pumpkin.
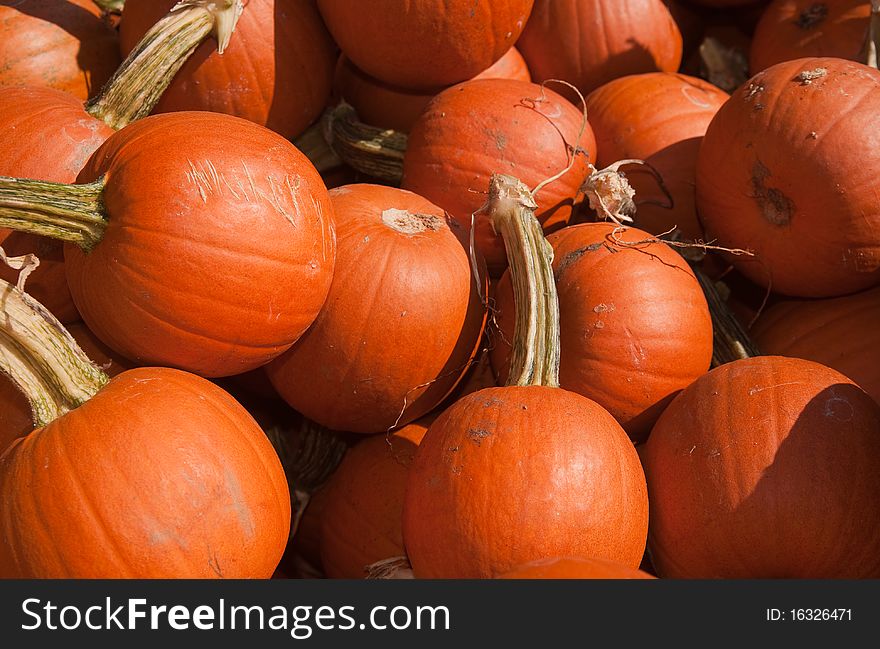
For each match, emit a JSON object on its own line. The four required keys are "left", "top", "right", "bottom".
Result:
{"left": 497, "top": 557, "right": 656, "bottom": 579}
{"left": 643, "top": 355, "right": 880, "bottom": 578}
{"left": 120, "top": 0, "right": 337, "bottom": 139}
{"left": 316, "top": 0, "right": 534, "bottom": 90}
{"left": 696, "top": 57, "right": 880, "bottom": 297}
{"left": 0, "top": 1, "right": 247, "bottom": 323}
{"left": 517, "top": 0, "right": 683, "bottom": 98}
{"left": 320, "top": 419, "right": 429, "bottom": 579}
{"left": 334, "top": 47, "right": 531, "bottom": 134}
{"left": 752, "top": 286, "right": 880, "bottom": 403}
{"left": 402, "top": 175, "right": 649, "bottom": 578}
{"left": 491, "top": 223, "right": 713, "bottom": 441}
{"left": 0, "top": 0, "right": 120, "bottom": 101}
{"left": 402, "top": 78, "right": 596, "bottom": 276}
{"left": 0, "top": 277, "right": 291, "bottom": 578}
{"left": 267, "top": 184, "right": 485, "bottom": 433}
{"left": 751, "top": 1, "right": 871, "bottom": 73}
{"left": 585, "top": 73, "right": 729, "bottom": 240}
{"left": 0, "top": 111, "right": 336, "bottom": 378}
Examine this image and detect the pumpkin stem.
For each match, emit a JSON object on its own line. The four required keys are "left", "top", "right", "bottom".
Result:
{"left": 365, "top": 556, "right": 415, "bottom": 580}
{"left": 93, "top": 0, "right": 125, "bottom": 13}
{"left": 321, "top": 102, "right": 407, "bottom": 183}
{"left": 85, "top": 0, "right": 244, "bottom": 130}
{"left": 293, "top": 121, "right": 343, "bottom": 174}
{"left": 0, "top": 275, "right": 109, "bottom": 429}
{"left": 482, "top": 174, "right": 560, "bottom": 388}
{"left": 868, "top": 2, "right": 880, "bottom": 69}
{"left": 0, "top": 176, "right": 107, "bottom": 251}
{"left": 698, "top": 36, "right": 749, "bottom": 93}
{"left": 692, "top": 265, "right": 761, "bottom": 366}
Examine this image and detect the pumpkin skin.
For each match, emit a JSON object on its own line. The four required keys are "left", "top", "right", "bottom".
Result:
{"left": 402, "top": 78, "right": 596, "bottom": 276}
{"left": 585, "top": 73, "right": 729, "bottom": 241}
{"left": 752, "top": 286, "right": 880, "bottom": 403}
{"left": 497, "top": 556, "right": 656, "bottom": 579}
{"left": 517, "top": 0, "right": 683, "bottom": 98}
{"left": 491, "top": 223, "right": 713, "bottom": 442}
{"left": 317, "top": 0, "right": 534, "bottom": 90}
{"left": 0, "top": 0, "right": 120, "bottom": 101}
{"left": 320, "top": 420, "right": 428, "bottom": 579}
{"left": 335, "top": 47, "right": 531, "bottom": 134}
{"left": 119, "top": 0, "right": 336, "bottom": 139}
{"left": 696, "top": 57, "right": 880, "bottom": 297}
{"left": 66, "top": 111, "right": 336, "bottom": 378}
{"left": 267, "top": 184, "right": 485, "bottom": 433}
{"left": 751, "top": 1, "right": 870, "bottom": 73}
{"left": 0, "top": 367, "right": 291, "bottom": 578}
{"left": 402, "top": 386, "right": 649, "bottom": 578}
{"left": 643, "top": 356, "right": 880, "bottom": 578}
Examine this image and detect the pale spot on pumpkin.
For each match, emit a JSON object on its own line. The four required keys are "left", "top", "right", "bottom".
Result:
{"left": 224, "top": 468, "right": 256, "bottom": 539}
{"left": 824, "top": 396, "right": 854, "bottom": 422}
{"left": 382, "top": 209, "right": 443, "bottom": 234}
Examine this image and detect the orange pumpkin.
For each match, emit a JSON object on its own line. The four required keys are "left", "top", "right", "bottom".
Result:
{"left": 267, "top": 184, "right": 485, "bottom": 433}
{"left": 497, "top": 557, "right": 656, "bottom": 579}
{"left": 643, "top": 356, "right": 880, "bottom": 578}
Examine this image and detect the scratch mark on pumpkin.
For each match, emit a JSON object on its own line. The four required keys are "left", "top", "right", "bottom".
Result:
{"left": 748, "top": 382, "right": 802, "bottom": 395}
{"left": 224, "top": 468, "right": 256, "bottom": 540}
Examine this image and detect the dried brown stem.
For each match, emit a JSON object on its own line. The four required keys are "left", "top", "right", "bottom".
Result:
{"left": 321, "top": 102, "right": 407, "bottom": 183}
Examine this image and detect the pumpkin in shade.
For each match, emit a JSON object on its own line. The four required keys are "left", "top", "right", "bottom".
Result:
{"left": 402, "top": 78, "right": 596, "bottom": 276}
{"left": 643, "top": 356, "right": 880, "bottom": 578}
{"left": 0, "top": 1, "right": 247, "bottom": 323}
{"left": 696, "top": 57, "right": 880, "bottom": 297}
{"left": 492, "top": 223, "right": 713, "bottom": 442}
{"left": 497, "top": 557, "right": 656, "bottom": 579}
{"left": 752, "top": 286, "right": 880, "bottom": 403}
{"left": 334, "top": 47, "right": 531, "bottom": 134}
{"left": 120, "top": 0, "right": 337, "bottom": 139}
{"left": 585, "top": 73, "right": 728, "bottom": 240}
{"left": 517, "top": 0, "right": 683, "bottom": 98}
{"left": 0, "top": 0, "right": 120, "bottom": 101}
{"left": 0, "top": 278, "right": 291, "bottom": 578}
{"left": 0, "top": 111, "right": 336, "bottom": 378}
{"left": 320, "top": 420, "right": 429, "bottom": 579}
{"left": 267, "top": 184, "right": 486, "bottom": 433}
{"left": 402, "top": 175, "right": 649, "bottom": 579}
{"left": 317, "top": 0, "right": 534, "bottom": 90}
{"left": 751, "top": 1, "right": 871, "bottom": 73}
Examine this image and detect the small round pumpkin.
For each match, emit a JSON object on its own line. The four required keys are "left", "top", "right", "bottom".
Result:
{"left": 585, "top": 73, "right": 729, "bottom": 240}
{"left": 696, "top": 57, "right": 880, "bottom": 297}
{"left": 497, "top": 556, "right": 656, "bottom": 579}
{"left": 267, "top": 184, "right": 486, "bottom": 433}
{"left": 751, "top": 1, "right": 871, "bottom": 73}
{"left": 643, "top": 355, "right": 880, "bottom": 578}
{"left": 402, "top": 78, "right": 596, "bottom": 275}
{"left": 517, "top": 0, "right": 683, "bottom": 97}
{"left": 320, "top": 420, "right": 429, "bottom": 579}
{"left": 0, "top": 0, "right": 120, "bottom": 100}
{"left": 317, "top": 0, "right": 535, "bottom": 90}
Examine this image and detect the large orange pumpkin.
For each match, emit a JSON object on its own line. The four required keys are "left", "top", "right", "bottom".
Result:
{"left": 497, "top": 557, "right": 656, "bottom": 579}
{"left": 585, "top": 73, "right": 729, "bottom": 240}
{"left": 267, "top": 184, "right": 485, "bottom": 433}
{"left": 317, "top": 0, "right": 534, "bottom": 90}
{"left": 751, "top": 1, "right": 871, "bottom": 73}
{"left": 696, "top": 57, "right": 880, "bottom": 297}
{"left": 0, "top": 0, "right": 120, "bottom": 100}
{"left": 517, "top": 0, "right": 683, "bottom": 98}
{"left": 402, "top": 78, "right": 596, "bottom": 275}
{"left": 402, "top": 175, "right": 648, "bottom": 579}
{"left": 320, "top": 420, "right": 429, "bottom": 579}
{"left": 119, "top": 0, "right": 336, "bottom": 139}
{"left": 643, "top": 355, "right": 880, "bottom": 578}
{"left": 752, "top": 286, "right": 880, "bottom": 403}
{"left": 492, "top": 223, "right": 713, "bottom": 442}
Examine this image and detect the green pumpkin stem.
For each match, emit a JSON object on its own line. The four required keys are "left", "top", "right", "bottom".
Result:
{"left": 85, "top": 0, "right": 244, "bottom": 130}
{"left": 0, "top": 276, "right": 108, "bottom": 428}
{"left": 0, "top": 176, "right": 108, "bottom": 251}
{"left": 483, "top": 174, "right": 561, "bottom": 388}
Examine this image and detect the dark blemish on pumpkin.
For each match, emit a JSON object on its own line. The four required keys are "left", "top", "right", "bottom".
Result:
{"left": 467, "top": 428, "right": 492, "bottom": 445}
{"left": 208, "top": 550, "right": 224, "bottom": 578}
{"left": 483, "top": 397, "right": 504, "bottom": 408}
{"left": 521, "top": 404, "right": 527, "bottom": 410}
{"left": 447, "top": 446, "right": 460, "bottom": 453}
{"left": 795, "top": 68, "right": 827, "bottom": 85}
{"left": 795, "top": 3, "right": 828, "bottom": 29}
{"left": 554, "top": 243, "right": 604, "bottom": 279}
{"left": 750, "top": 160, "right": 795, "bottom": 226}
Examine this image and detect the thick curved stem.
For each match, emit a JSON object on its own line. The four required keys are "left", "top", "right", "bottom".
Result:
{"left": 0, "top": 177, "right": 107, "bottom": 252}
{"left": 86, "top": 0, "right": 244, "bottom": 130}
{"left": 483, "top": 174, "right": 560, "bottom": 388}
{"left": 322, "top": 102, "right": 407, "bottom": 183}
{"left": 692, "top": 265, "right": 761, "bottom": 366}
{"left": 0, "top": 278, "right": 108, "bottom": 428}
{"left": 868, "top": 2, "right": 880, "bottom": 69}
{"left": 293, "top": 121, "right": 342, "bottom": 174}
